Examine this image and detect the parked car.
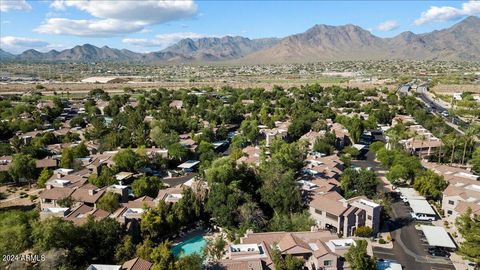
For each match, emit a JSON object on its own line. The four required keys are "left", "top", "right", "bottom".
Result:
{"left": 428, "top": 247, "right": 450, "bottom": 258}
{"left": 410, "top": 212, "right": 436, "bottom": 221}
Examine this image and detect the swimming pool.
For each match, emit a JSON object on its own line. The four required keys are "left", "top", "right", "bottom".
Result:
{"left": 171, "top": 235, "right": 207, "bottom": 257}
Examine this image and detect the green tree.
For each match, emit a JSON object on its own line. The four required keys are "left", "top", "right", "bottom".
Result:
{"left": 271, "top": 246, "right": 304, "bottom": 270}
{"left": 57, "top": 196, "right": 74, "bottom": 208}
{"left": 455, "top": 209, "right": 480, "bottom": 264}
{"left": 141, "top": 201, "right": 176, "bottom": 241}
{"left": 267, "top": 212, "right": 315, "bottom": 232}
{"left": 386, "top": 164, "right": 409, "bottom": 185}
{"left": 260, "top": 162, "right": 301, "bottom": 214}
{"left": 471, "top": 147, "right": 480, "bottom": 174}
{"left": 97, "top": 192, "right": 121, "bottom": 213}
{"left": 132, "top": 176, "right": 164, "bottom": 198}
{"left": 413, "top": 170, "right": 447, "bottom": 201}
{"left": 73, "top": 142, "right": 89, "bottom": 158}
{"left": 313, "top": 138, "right": 334, "bottom": 156}
{"left": 32, "top": 217, "right": 78, "bottom": 253}
{"left": 340, "top": 168, "right": 378, "bottom": 199}
{"left": 240, "top": 119, "right": 259, "bottom": 143}
{"left": 88, "top": 167, "right": 116, "bottom": 188}
{"left": 205, "top": 235, "right": 226, "bottom": 261}
{"left": 206, "top": 182, "right": 241, "bottom": 228}
{"left": 174, "top": 187, "right": 202, "bottom": 226}
{"left": 151, "top": 241, "right": 175, "bottom": 270}
{"left": 345, "top": 240, "right": 376, "bottom": 270}
{"left": 115, "top": 235, "right": 136, "bottom": 263}
{"left": 9, "top": 153, "right": 36, "bottom": 186}
{"left": 354, "top": 226, "right": 374, "bottom": 237}
{"left": 37, "top": 167, "right": 52, "bottom": 188}
{"left": 150, "top": 126, "right": 178, "bottom": 149}
{"left": 60, "top": 147, "right": 74, "bottom": 169}
{"left": 113, "top": 148, "right": 143, "bottom": 172}
{"left": 175, "top": 253, "right": 204, "bottom": 270}
{"left": 167, "top": 142, "right": 188, "bottom": 161}
{"left": 0, "top": 210, "right": 38, "bottom": 257}
{"left": 343, "top": 146, "right": 360, "bottom": 159}
{"left": 369, "top": 141, "right": 385, "bottom": 153}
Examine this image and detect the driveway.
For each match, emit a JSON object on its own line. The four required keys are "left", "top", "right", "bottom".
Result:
{"left": 352, "top": 148, "right": 455, "bottom": 270}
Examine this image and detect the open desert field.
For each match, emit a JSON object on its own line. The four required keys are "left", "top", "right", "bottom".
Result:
{"left": 431, "top": 84, "right": 480, "bottom": 94}
{"left": 0, "top": 80, "right": 396, "bottom": 94}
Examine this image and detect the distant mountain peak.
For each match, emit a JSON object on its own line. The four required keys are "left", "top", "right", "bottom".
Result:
{"left": 1, "top": 16, "right": 479, "bottom": 63}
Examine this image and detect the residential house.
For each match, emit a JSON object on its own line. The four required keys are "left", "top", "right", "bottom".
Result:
{"left": 259, "top": 121, "right": 291, "bottom": 146}
{"left": 65, "top": 203, "right": 110, "bottom": 225}
{"left": 329, "top": 122, "right": 349, "bottom": 149}
{"left": 218, "top": 230, "right": 354, "bottom": 270}
{"left": 300, "top": 130, "right": 325, "bottom": 149}
{"left": 308, "top": 192, "right": 381, "bottom": 237}
{"left": 442, "top": 179, "right": 480, "bottom": 221}
{"left": 236, "top": 146, "right": 261, "bottom": 167}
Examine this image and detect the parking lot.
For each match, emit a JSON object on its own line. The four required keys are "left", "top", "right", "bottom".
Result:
{"left": 352, "top": 142, "right": 455, "bottom": 270}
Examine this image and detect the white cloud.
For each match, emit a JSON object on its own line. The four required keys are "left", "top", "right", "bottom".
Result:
{"left": 0, "top": 36, "right": 59, "bottom": 53}
{"left": 0, "top": 36, "right": 70, "bottom": 53}
{"left": 377, "top": 20, "right": 399, "bottom": 31}
{"left": 123, "top": 32, "right": 209, "bottom": 48}
{"left": 39, "top": 0, "right": 197, "bottom": 37}
{"left": 414, "top": 0, "right": 480, "bottom": 25}
{"left": 35, "top": 18, "right": 145, "bottom": 37}
{"left": 0, "top": 36, "right": 48, "bottom": 47}
{"left": 0, "top": 0, "right": 31, "bottom": 12}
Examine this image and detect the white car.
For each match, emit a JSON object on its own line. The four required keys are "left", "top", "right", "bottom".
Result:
{"left": 410, "top": 212, "right": 436, "bottom": 221}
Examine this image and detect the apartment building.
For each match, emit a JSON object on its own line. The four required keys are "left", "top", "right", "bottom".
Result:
{"left": 308, "top": 192, "right": 381, "bottom": 237}
{"left": 217, "top": 230, "right": 354, "bottom": 270}
{"left": 442, "top": 179, "right": 480, "bottom": 221}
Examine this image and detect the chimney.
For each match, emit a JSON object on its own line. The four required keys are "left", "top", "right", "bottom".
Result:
{"left": 88, "top": 189, "right": 96, "bottom": 196}
{"left": 46, "top": 184, "right": 52, "bottom": 190}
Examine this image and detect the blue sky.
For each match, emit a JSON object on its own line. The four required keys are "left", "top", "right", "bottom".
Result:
{"left": 1, "top": 0, "right": 479, "bottom": 53}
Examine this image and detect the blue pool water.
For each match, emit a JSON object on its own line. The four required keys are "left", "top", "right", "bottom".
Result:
{"left": 171, "top": 235, "right": 207, "bottom": 257}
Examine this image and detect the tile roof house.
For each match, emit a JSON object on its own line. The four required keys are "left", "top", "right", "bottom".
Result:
{"left": 236, "top": 146, "right": 261, "bottom": 167}
{"left": 308, "top": 191, "right": 382, "bottom": 237}
{"left": 71, "top": 185, "right": 106, "bottom": 208}
{"left": 442, "top": 180, "right": 480, "bottom": 221}
{"left": 65, "top": 203, "right": 110, "bottom": 225}
{"left": 300, "top": 130, "right": 325, "bottom": 149}
{"left": 111, "top": 197, "right": 157, "bottom": 232}
{"left": 122, "top": 257, "right": 153, "bottom": 270}
{"left": 156, "top": 187, "right": 185, "bottom": 203}
{"left": 218, "top": 230, "right": 353, "bottom": 270}
{"left": 86, "top": 257, "right": 152, "bottom": 270}
{"left": 169, "top": 100, "right": 183, "bottom": 109}
{"left": 39, "top": 187, "right": 75, "bottom": 210}
{"left": 329, "top": 123, "right": 349, "bottom": 149}
{"left": 259, "top": 121, "right": 291, "bottom": 146}
{"left": 35, "top": 157, "right": 58, "bottom": 169}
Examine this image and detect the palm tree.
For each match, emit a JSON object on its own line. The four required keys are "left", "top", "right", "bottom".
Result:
{"left": 419, "top": 134, "right": 426, "bottom": 158}
{"left": 450, "top": 137, "right": 457, "bottom": 166}
{"left": 461, "top": 127, "right": 478, "bottom": 165}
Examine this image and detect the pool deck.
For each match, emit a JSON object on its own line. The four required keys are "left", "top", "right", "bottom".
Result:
{"left": 171, "top": 227, "right": 212, "bottom": 246}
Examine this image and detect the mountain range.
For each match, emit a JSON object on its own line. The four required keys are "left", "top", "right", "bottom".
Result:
{"left": 1, "top": 16, "right": 479, "bottom": 63}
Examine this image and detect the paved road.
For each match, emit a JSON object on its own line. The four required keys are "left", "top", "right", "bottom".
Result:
{"left": 352, "top": 144, "right": 455, "bottom": 270}
{"left": 416, "top": 86, "right": 468, "bottom": 135}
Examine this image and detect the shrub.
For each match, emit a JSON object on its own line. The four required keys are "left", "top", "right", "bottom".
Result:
{"left": 379, "top": 238, "right": 386, "bottom": 244}
{"left": 355, "top": 226, "right": 374, "bottom": 237}
{"left": 386, "top": 235, "right": 392, "bottom": 242}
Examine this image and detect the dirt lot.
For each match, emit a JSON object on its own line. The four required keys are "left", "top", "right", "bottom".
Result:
{"left": 431, "top": 84, "right": 480, "bottom": 94}
{"left": 0, "top": 184, "right": 42, "bottom": 209}
{"left": 0, "top": 80, "right": 396, "bottom": 94}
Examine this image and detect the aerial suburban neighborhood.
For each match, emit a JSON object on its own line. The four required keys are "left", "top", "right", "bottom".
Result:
{"left": 1, "top": 1, "right": 480, "bottom": 270}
